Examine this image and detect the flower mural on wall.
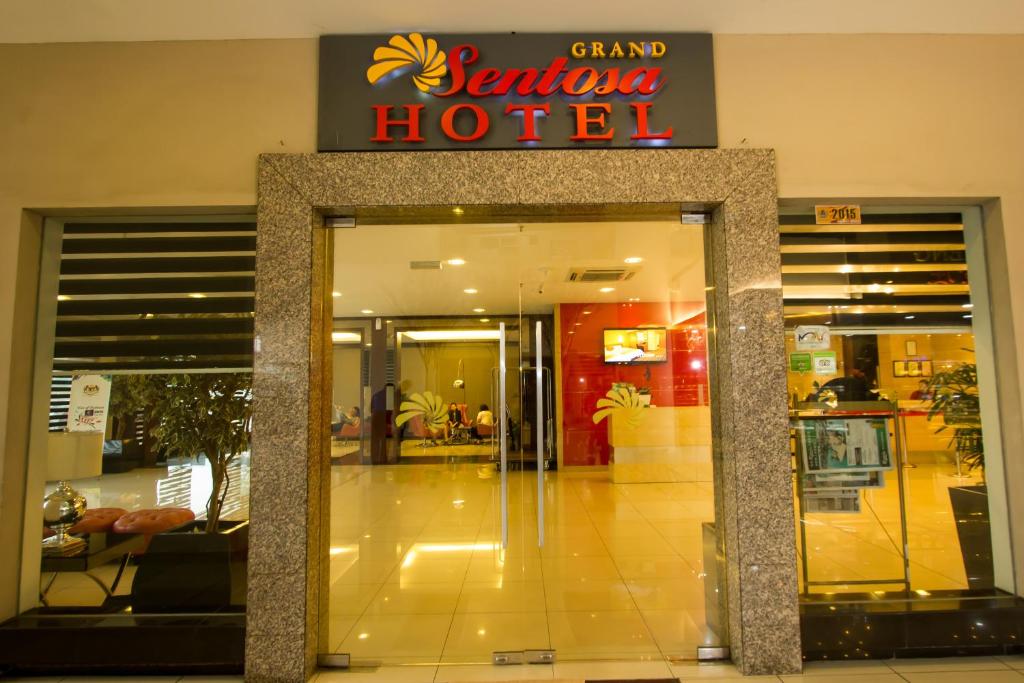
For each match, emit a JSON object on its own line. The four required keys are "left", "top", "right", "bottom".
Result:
{"left": 592, "top": 385, "right": 647, "bottom": 428}
{"left": 396, "top": 390, "right": 449, "bottom": 432}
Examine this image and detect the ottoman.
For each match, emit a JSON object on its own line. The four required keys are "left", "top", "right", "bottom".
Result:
{"left": 113, "top": 508, "right": 196, "bottom": 551}
{"left": 69, "top": 507, "right": 128, "bottom": 534}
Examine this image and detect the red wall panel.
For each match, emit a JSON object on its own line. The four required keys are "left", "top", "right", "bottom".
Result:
{"left": 559, "top": 301, "right": 708, "bottom": 467}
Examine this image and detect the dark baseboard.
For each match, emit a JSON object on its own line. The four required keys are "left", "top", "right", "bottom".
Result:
{"left": 0, "top": 609, "right": 244, "bottom": 676}
{"left": 801, "top": 589, "right": 1024, "bottom": 660}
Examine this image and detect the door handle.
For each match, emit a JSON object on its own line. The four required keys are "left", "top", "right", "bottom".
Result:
{"left": 499, "top": 322, "right": 508, "bottom": 550}
{"left": 535, "top": 320, "right": 544, "bottom": 548}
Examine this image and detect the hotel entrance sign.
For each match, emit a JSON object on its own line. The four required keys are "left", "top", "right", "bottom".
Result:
{"left": 318, "top": 33, "right": 717, "bottom": 151}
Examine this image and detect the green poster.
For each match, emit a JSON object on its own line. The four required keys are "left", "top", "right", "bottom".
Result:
{"left": 812, "top": 351, "right": 838, "bottom": 375}
{"left": 790, "top": 352, "right": 812, "bottom": 372}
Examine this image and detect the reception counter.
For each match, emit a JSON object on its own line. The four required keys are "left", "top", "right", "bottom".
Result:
{"left": 608, "top": 405, "right": 713, "bottom": 483}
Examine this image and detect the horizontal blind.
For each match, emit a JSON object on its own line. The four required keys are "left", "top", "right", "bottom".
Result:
{"left": 780, "top": 212, "right": 971, "bottom": 329}
{"left": 54, "top": 221, "right": 256, "bottom": 373}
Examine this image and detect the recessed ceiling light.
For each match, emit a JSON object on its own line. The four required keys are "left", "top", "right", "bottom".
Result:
{"left": 582, "top": 310, "right": 592, "bottom": 315}
{"left": 567, "top": 331, "right": 575, "bottom": 335}
{"left": 473, "top": 307, "right": 485, "bottom": 313}
{"left": 188, "top": 293, "right": 207, "bottom": 299}
{"left": 402, "top": 329, "right": 501, "bottom": 341}
{"left": 904, "top": 315, "right": 915, "bottom": 320}
{"left": 361, "top": 309, "right": 374, "bottom": 314}
{"left": 599, "top": 287, "right": 615, "bottom": 293}
{"left": 962, "top": 303, "right": 973, "bottom": 309}
{"left": 963, "top": 314, "right": 973, "bottom": 319}
{"left": 624, "top": 256, "right": 643, "bottom": 264}
{"left": 463, "top": 288, "right": 478, "bottom": 294}
{"left": 574, "top": 322, "right": 582, "bottom": 326}
{"left": 452, "top": 207, "right": 464, "bottom": 215}
{"left": 332, "top": 291, "right": 342, "bottom": 298}
{"left": 447, "top": 258, "right": 466, "bottom": 266}
{"left": 479, "top": 318, "right": 490, "bottom": 322}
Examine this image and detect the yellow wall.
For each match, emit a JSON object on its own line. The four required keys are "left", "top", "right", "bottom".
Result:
{"left": 3, "top": 34, "right": 1024, "bottom": 618}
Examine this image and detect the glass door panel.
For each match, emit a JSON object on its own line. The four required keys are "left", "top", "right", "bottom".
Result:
{"left": 326, "top": 218, "right": 719, "bottom": 665}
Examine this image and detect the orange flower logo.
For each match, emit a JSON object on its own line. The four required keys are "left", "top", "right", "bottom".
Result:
{"left": 366, "top": 33, "right": 447, "bottom": 93}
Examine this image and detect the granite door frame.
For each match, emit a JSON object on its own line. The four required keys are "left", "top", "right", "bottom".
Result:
{"left": 247, "top": 149, "right": 801, "bottom": 682}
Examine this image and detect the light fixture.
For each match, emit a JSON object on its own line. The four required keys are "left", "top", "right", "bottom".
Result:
{"left": 447, "top": 258, "right": 466, "bottom": 266}
{"left": 964, "top": 314, "right": 973, "bottom": 319}
{"left": 962, "top": 303, "right": 973, "bottom": 309}
{"left": 624, "top": 256, "right": 643, "bottom": 264}
{"left": 56, "top": 294, "right": 71, "bottom": 302}
{"left": 904, "top": 315, "right": 915, "bottom": 320}
{"left": 331, "top": 331, "right": 361, "bottom": 343}
{"left": 574, "top": 322, "right": 582, "bottom": 326}
{"left": 452, "top": 207, "right": 465, "bottom": 215}
{"left": 599, "top": 287, "right": 615, "bottom": 293}
{"left": 479, "top": 318, "right": 490, "bottom": 323}
{"left": 402, "top": 329, "right": 501, "bottom": 342}
{"left": 188, "top": 293, "right": 207, "bottom": 299}
{"left": 690, "top": 359, "right": 703, "bottom": 370}
{"left": 360, "top": 309, "right": 374, "bottom": 314}
{"left": 473, "top": 307, "right": 485, "bottom": 313}
{"left": 463, "top": 288, "right": 478, "bottom": 294}
{"left": 582, "top": 310, "right": 592, "bottom": 315}
{"left": 332, "top": 291, "right": 342, "bottom": 298}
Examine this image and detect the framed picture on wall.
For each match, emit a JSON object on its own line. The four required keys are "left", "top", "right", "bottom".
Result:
{"left": 893, "top": 359, "right": 933, "bottom": 378}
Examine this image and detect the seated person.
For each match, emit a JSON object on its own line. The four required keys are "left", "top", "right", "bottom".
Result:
{"left": 331, "top": 405, "right": 361, "bottom": 435}
{"left": 471, "top": 403, "right": 494, "bottom": 439}
{"left": 909, "top": 379, "right": 932, "bottom": 401}
{"left": 444, "top": 402, "right": 463, "bottom": 440}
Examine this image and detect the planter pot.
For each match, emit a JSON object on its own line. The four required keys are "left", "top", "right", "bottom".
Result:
{"left": 948, "top": 485, "right": 994, "bottom": 590}
{"left": 130, "top": 520, "right": 248, "bottom": 613}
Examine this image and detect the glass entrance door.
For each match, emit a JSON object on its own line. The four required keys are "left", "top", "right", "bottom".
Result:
{"left": 326, "top": 217, "right": 723, "bottom": 665}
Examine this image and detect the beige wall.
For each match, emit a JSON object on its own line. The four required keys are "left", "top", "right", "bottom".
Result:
{"left": 2, "top": 34, "right": 1024, "bottom": 618}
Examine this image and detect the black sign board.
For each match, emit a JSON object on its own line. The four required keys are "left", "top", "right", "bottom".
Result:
{"left": 318, "top": 33, "right": 717, "bottom": 151}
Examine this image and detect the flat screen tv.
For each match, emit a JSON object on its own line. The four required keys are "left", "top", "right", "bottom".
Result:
{"left": 602, "top": 328, "right": 668, "bottom": 364}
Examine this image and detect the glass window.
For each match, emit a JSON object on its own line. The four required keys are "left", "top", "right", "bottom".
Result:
{"left": 782, "top": 209, "right": 1009, "bottom": 598}
{"left": 20, "top": 218, "right": 254, "bottom": 667}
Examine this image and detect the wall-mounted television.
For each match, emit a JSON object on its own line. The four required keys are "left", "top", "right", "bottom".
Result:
{"left": 602, "top": 328, "right": 668, "bottom": 364}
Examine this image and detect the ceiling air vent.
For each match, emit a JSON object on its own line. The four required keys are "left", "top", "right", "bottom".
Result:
{"left": 565, "top": 267, "right": 638, "bottom": 283}
{"left": 410, "top": 260, "right": 443, "bottom": 270}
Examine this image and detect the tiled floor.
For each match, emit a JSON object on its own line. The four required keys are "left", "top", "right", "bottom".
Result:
{"left": 328, "top": 463, "right": 716, "bottom": 664}
{"left": 11, "top": 655, "right": 1024, "bottom": 682}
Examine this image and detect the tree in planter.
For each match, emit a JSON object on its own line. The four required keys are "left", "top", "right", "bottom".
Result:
{"left": 150, "top": 372, "right": 253, "bottom": 532}
{"left": 926, "top": 361, "right": 984, "bottom": 473}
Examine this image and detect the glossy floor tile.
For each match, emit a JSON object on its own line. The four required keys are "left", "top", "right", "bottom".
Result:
{"left": 329, "top": 464, "right": 720, "bottom": 664}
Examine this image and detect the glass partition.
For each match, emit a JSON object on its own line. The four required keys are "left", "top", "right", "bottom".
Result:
{"left": 21, "top": 218, "right": 254, "bottom": 633}
{"left": 782, "top": 209, "right": 1008, "bottom": 599}
{"left": 325, "top": 217, "right": 724, "bottom": 664}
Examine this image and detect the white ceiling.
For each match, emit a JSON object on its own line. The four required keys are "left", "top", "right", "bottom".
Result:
{"left": 331, "top": 220, "right": 706, "bottom": 320}
{"left": 3, "top": 0, "right": 1024, "bottom": 44}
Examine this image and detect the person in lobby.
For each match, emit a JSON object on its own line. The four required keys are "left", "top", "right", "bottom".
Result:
{"left": 813, "top": 366, "right": 878, "bottom": 402}
{"left": 910, "top": 379, "right": 932, "bottom": 400}
{"left": 470, "top": 403, "right": 494, "bottom": 440}
{"left": 445, "top": 402, "right": 463, "bottom": 441}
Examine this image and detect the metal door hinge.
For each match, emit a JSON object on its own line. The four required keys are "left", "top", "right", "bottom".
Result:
{"left": 317, "top": 653, "right": 351, "bottom": 668}
{"left": 492, "top": 651, "right": 524, "bottom": 665}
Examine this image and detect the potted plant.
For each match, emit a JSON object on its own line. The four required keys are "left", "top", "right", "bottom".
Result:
{"left": 130, "top": 372, "right": 253, "bottom": 612}
{"left": 926, "top": 360, "right": 993, "bottom": 589}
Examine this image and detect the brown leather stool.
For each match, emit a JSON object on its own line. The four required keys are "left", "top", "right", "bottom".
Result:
{"left": 113, "top": 508, "right": 196, "bottom": 551}
{"left": 69, "top": 507, "right": 128, "bottom": 534}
